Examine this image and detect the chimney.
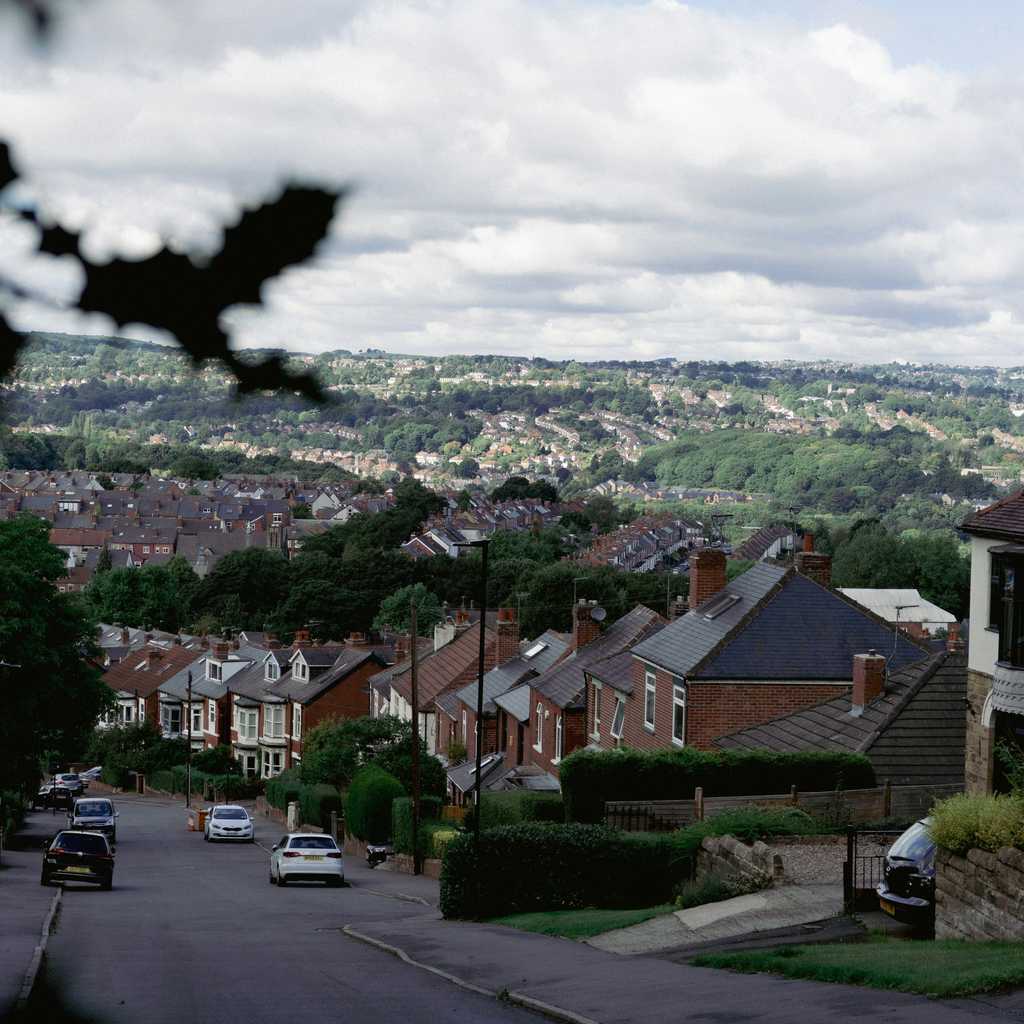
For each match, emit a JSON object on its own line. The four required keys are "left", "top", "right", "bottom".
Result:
{"left": 200, "top": 636, "right": 210, "bottom": 650}
{"left": 266, "top": 632, "right": 281, "bottom": 650}
{"left": 496, "top": 607, "right": 520, "bottom": 665}
{"left": 668, "top": 594, "right": 688, "bottom": 621}
{"left": 120, "top": 626, "right": 130, "bottom": 645}
{"left": 212, "top": 640, "right": 231, "bottom": 661}
{"left": 573, "top": 599, "right": 602, "bottom": 651}
{"left": 802, "top": 532, "right": 815, "bottom": 552}
{"left": 795, "top": 551, "right": 832, "bottom": 588}
{"left": 454, "top": 608, "right": 471, "bottom": 632}
{"left": 146, "top": 648, "right": 163, "bottom": 667}
{"left": 946, "top": 622, "right": 964, "bottom": 652}
{"left": 688, "top": 548, "right": 727, "bottom": 610}
{"left": 395, "top": 632, "right": 411, "bottom": 661}
{"left": 346, "top": 632, "right": 370, "bottom": 648}
{"left": 293, "top": 628, "right": 311, "bottom": 649}
{"left": 851, "top": 650, "right": 886, "bottom": 713}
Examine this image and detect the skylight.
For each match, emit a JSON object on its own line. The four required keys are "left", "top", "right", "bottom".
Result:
{"left": 702, "top": 592, "right": 741, "bottom": 620}
{"left": 523, "top": 642, "right": 548, "bottom": 659}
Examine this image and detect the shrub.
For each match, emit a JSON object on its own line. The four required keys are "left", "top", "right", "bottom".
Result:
{"left": 148, "top": 769, "right": 177, "bottom": 794}
{"left": 474, "top": 791, "right": 564, "bottom": 830}
{"left": 1, "top": 790, "right": 26, "bottom": 838}
{"left": 447, "top": 741, "right": 468, "bottom": 764}
{"left": 101, "top": 763, "right": 129, "bottom": 788}
{"left": 347, "top": 765, "right": 406, "bottom": 843}
{"left": 193, "top": 745, "right": 241, "bottom": 775}
{"left": 426, "top": 825, "right": 458, "bottom": 860}
{"left": 265, "top": 769, "right": 303, "bottom": 813}
{"left": 392, "top": 796, "right": 443, "bottom": 854}
{"left": 931, "top": 793, "right": 1024, "bottom": 855}
{"left": 675, "top": 872, "right": 765, "bottom": 909}
{"left": 299, "top": 784, "right": 343, "bottom": 832}
{"left": 439, "top": 823, "right": 685, "bottom": 919}
{"left": 560, "top": 748, "right": 876, "bottom": 823}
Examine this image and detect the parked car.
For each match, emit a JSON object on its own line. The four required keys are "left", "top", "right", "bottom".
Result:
{"left": 269, "top": 833, "right": 344, "bottom": 886}
{"left": 32, "top": 783, "right": 73, "bottom": 811}
{"left": 876, "top": 818, "right": 935, "bottom": 926}
{"left": 203, "top": 804, "right": 255, "bottom": 842}
{"left": 55, "top": 773, "right": 85, "bottom": 794}
{"left": 68, "top": 798, "right": 118, "bottom": 842}
{"left": 79, "top": 766, "right": 102, "bottom": 782}
{"left": 41, "top": 830, "right": 115, "bottom": 889}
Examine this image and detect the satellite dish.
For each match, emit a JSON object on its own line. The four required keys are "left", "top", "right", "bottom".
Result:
{"left": 590, "top": 606, "right": 607, "bottom": 623}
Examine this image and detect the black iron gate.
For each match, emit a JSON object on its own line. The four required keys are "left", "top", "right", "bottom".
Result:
{"left": 843, "top": 827, "right": 903, "bottom": 912}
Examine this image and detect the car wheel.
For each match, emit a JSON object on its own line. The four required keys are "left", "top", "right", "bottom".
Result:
{"left": 277, "top": 873, "right": 287, "bottom": 887}
{"left": 268, "top": 870, "right": 275, "bottom": 884}
{"left": 328, "top": 877, "right": 343, "bottom": 888}
{"left": 40, "top": 872, "right": 50, "bottom": 886}
{"left": 100, "top": 878, "right": 112, "bottom": 891}
{"left": 203, "top": 831, "right": 209, "bottom": 842}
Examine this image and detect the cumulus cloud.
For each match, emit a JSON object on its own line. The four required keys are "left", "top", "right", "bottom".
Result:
{"left": 1, "top": 0, "right": 1023, "bottom": 364}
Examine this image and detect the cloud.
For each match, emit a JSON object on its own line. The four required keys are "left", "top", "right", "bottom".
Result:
{"left": 1, "top": 0, "right": 1023, "bottom": 364}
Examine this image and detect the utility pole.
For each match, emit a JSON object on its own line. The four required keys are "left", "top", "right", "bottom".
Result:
{"left": 410, "top": 599, "right": 421, "bottom": 875}
{"left": 185, "top": 670, "right": 192, "bottom": 808}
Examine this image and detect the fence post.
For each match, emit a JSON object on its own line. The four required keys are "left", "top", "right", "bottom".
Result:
{"left": 843, "top": 825, "right": 856, "bottom": 914}
{"left": 694, "top": 787, "right": 704, "bottom": 822}
{"left": 883, "top": 780, "right": 892, "bottom": 818}
{"left": 790, "top": 785, "right": 798, "bottom": 807}
{"left": 329, "top": 810, "right": 338, "bottom": 844}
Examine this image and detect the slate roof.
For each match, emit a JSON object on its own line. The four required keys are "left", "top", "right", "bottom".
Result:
{"left": 269, "top": 649, "right": 386, "bottom": 704}
{"left": 715, "top": 651, "right": 966, "bottom": 787}
{"left": 291, "top": 646, "right": 348, "bottom": 668}
{"left": 493, "top": 682, "right": 532, "bottom": 723}
{"left": 961, "top": 490, "right": 1024, "bottom": 541}
{"left": 732, "top": 525, "right": 794, "bottom": 562}
{"left": 632, "top": 564, "right": 928, "bottom": 681}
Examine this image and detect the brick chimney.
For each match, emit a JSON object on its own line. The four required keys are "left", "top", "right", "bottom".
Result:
{"left": 346, "top": 632, "right": 370, "bottom": 648}
{"left": 795, "top": 551, "right": 832, "bottom": 588}
{"left": 688, "top": 548, "right": 727, "bottom": 610}
{"left": 212, "top": 640, "right": 231, "bottom": 661}
{"left": 394, "top": 632, "right": 412, "bottom": 662}
{"left": 496, "top": 607, "right": 520, "bottom": 665}
{"left": 668, "top": 594, "right": 688, "bottom": 621}
{"left": 454, "top": 608, "right": 471, "bottom": 633}
{"left": 293, "top": 628, "right": 311, "bottom": 649}
{"left": 266, "top": 632, "right": 281, "bottom": 650}
{"left": 573, "top": 599, "right": 602, "bottom": 651}
{"left": 802, "top": 532, "right": 815, "bottom": 552}
{"left": 946, "top": 622, "right": 964, "bottom": 652}
{"left": 146, "top": 648, "right": 163, "bottom": 667}
{"left": 120, "top": 626, "right": 130, "bottom": 645}
{"left": 851, "top": 650, "right": 886, "bottom": 713}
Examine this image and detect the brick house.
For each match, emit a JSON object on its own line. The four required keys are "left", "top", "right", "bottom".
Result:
{"left": 101, "top": 642, "right": 205, "bottom": 730}
{"left": 588, "top": 548, "right": 929, "bottom": 753}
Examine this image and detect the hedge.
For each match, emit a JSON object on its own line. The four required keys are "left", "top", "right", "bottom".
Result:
{"left": 346, "top": 765, "right": 406, "bottom": 843}
{"left": 560, "top": 748, "right": 877, "bottom": 823}
{"left": 392, "top": 796, "right": 442, "bottom": 854}
{"left": 148, "top": 769, "right": 176, "bottom": 794}
{"left": 265, "top": 769, "right": 303, "bottom": 812}
{"left": 101, "top": 764, "right": 129, "bottom": 788}
{"left": 299, "top": 784, "right": 343, "bottom": 833}
{"left": 440, "top": 823, "right": 685, "bottom": 918}
{"left": 474, "top": 791, "right": 564, "bottom": 830}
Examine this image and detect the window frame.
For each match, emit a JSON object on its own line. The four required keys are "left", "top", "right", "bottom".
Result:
{"left": 643, "top": 671, "right": 657, "bottom": 732}
{"left": 591, "top": 681, "right": 602, "bottom": 739}
{"left": 293, "top": 703, "right": 302, "bottom": 741}
{"left": 264, "top": 704, "right": 284, "bottom": 739}
{"left": 554, "top": 715, "right": 563, "bottom": 763}
{"left": 533, "top": 702, "right": 544, "bottom": 753}
{"left": 207, "top": 699, "right": 216, "bottom": 733}
{"left": 671, "top": 683, "right": 686, "bottom": 747}
{"left": 610, "top": 697, "right": 625, "bottom": 741}
{"left": 190, "top": 703, "right": 203, "bottom": 734}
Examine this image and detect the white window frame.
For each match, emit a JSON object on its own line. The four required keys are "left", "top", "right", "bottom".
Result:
{"left": 262, "top": 749, "right": 284, "bottom": 778}
{"left": 591, "top": 681, "right": 602, "bottom": 739}
{"left": 238, "top": 709, "right": 257, "bottom": 741}
{"left": 207, "top": 699, "right": 216, "bottom": 733}
{"left": 190, "top": 703, "right": 203, "bottom": 734}
{"left": 265, "top": 658, "right": 279, "bottom": 681}
{"left": 293, "top": 703, "right": 302, "bottom": 741}
{"left": 161, "top": 704, "right": 181, "bottom": 735}
{"left": 461, "top": 709, "right": 467, "bottom": 743}
{"left": 122, "top": 704, "right": 134, "bottom": 724}
{"left": 293, "top": 658, "right": 307, "bottom": 681}
{"left": 554, "top": 715, "right": 563, "bottom": 763}
{"left": 264, "top": 705, "right": 284, "bottom": 739}
{"left": 672, "top": 683, "right": 686, "bottom": 747}
{"left": 610, "top": 697, "right": 625, "bottom": 741}
{"left": 644, "top": 671, "right": 656, "bottom": 732}
{"left": 138, "top": 698, "right": 146, "bottom": 721}
{"left": 207, "top": 660, "right": 222, "bottom": 682}
{"left": 533, "top": 702, "right": 544, "bottom": 753}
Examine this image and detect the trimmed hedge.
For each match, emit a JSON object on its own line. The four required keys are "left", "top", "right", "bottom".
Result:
{"left": 265, "top": 769, "right": 303, "bottom": 812}
{"left": 475, "top": 791, "right": 564, "bottom": 830}
{"left": 300, "top": 784, "right": 343, "bottom": 833}
{"left": 148, "top": 769, "right": 176, "bottom": 794}
{"left": 392, "top": 796, "right": 443, "bottom": 854}
{"left": 440, "top": 823, "right": 685, "bottom": 919}
{"left": 560, "top": 748, "right": 877, "bottom": 823}
{"left": 347, "top": 765, "right": 406, "bottom": 843}
{"left": 102, "top": 764, "right": 129, "bottom": 788}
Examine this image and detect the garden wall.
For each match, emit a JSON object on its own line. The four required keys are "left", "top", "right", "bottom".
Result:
{"left": 935, "top": 847, "right": 1024, "bottom": 940}
{"left": 696, "top": 835, "right": 782, "bottom": 888}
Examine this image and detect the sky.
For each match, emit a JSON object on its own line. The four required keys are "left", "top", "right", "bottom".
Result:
{"left": 1, "top": 0, "right": 1024, "bottom": 366}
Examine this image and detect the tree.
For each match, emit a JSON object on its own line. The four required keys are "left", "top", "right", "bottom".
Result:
{"left": 292, "top": 502, "right": 313, "bottom": 519}
{"left": 0, "top": 515, "right": 111, "bottom": 791}
{"left": 457, "top": 457, "right": 479, "bottom": 478}
{"left": 191, "top": 548, "right": 290, "bottom": 630}
{"left": 168, "top": 452, "right": 219, "bottom": 480}
{"left": 374, "top": 583, "right": 443, "bottom": 636}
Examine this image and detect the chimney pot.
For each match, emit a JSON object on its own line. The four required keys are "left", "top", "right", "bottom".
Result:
{"left": 293, "top": 628, "right": 311, "bottom": 648}
{"left": 946, "top": 622, "right": 964, "bottom": 652}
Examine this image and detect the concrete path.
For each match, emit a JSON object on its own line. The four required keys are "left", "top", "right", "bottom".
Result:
{"left": 588, "top": 883, "right": 843, "bottom": 955}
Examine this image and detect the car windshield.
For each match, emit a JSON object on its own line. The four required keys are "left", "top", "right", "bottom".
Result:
{"left": 289, "top": 837, "right": 337, "bottom": 850}
{"left": 888, "top": 821, "right": 935, "bottom": 869}
{"left": 75, "top": 801, "right": 112, "bottom": 816}
{"left": 213, "top": 807, "right": 247, "bottom": 819}
{"left": 59, "top": 774, "right": 80, "bottom": 782}
{"left": 55, "top": 833, "right": 108, "bottom": 854}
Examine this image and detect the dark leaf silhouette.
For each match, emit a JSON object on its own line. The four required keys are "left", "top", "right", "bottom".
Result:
{"left": 31, "top": 215, "right": 80, "bottom": 258}
{"left": 0, "top": 140, "right": 15, "bottom": 191}
{"left": 0, "top": 312, "right": 24, "bottom": 380}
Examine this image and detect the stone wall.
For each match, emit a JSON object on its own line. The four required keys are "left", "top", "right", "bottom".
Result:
{"left": 696, "top": 835, "right": 783, "bottom": 888}
{"left": 936, "top": 846, "right": 1024, "bottom": 940}
{"left": 965, "top": 668, "right": 994, "bottom": 795}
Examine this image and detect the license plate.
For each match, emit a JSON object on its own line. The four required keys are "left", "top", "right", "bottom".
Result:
{"left": 879, "top": 898, "right": 895, "bottom": 916}
{"left": 305, "top": 855, "right": 324, "bottom": 862}
{"left": 65, "top": 866, "right": 92, "bottom": 875}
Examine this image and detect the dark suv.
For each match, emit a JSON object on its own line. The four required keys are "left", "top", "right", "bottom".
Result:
{"left": 41, "top": 831, "right": 115, "bottom": 889}
{"left": 876, "top": 818, "right": 935, "bottom": 927}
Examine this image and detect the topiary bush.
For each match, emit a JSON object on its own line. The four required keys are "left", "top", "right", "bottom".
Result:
{"left": 559, "top": 748, "right": 876, "bottom": 823}
{"left": 930, "top": 793, "right": 1024, "bottom": 855}
{"left": 473, "top": 791, "right": 564, "bottom": 830}
{"left": 346, "top": 765, "right": 406, "bottom": 843}
{"left": 392, "top": 796, "right": 443, "bottom": 854}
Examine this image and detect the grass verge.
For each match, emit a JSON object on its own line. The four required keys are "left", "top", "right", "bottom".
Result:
{"left": 491, "top": 904, "right": 676, "bottom": 940}
{"left": 693, "top": 935, "right": 1024, "bottom": 997}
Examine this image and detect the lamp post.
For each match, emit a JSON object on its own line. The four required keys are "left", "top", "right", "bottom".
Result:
{"left": 455, "top": 537, "right": 490, "bottom": 846}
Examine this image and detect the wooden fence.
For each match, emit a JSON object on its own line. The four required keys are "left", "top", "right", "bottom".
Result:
{"left": 605, "top": 782, "right": 963, "bottom": 832}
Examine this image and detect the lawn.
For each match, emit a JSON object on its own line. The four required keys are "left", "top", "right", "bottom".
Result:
{"left": 491, "top": 904, "right": 676, "bottom": 940}
{"left": 693, "top": 936, "right": 1024, "bottom": 998}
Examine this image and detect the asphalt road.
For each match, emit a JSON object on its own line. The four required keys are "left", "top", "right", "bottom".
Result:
{"left": 35, "top": 795, "right": 532, "bottom": 1024}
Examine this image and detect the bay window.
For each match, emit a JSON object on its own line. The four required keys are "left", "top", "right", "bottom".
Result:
{"left": 993, "top": 552, "right": 1024, "bottom": 667}
{"left": 264, "top": 705, "right": 284, "bottom": 739}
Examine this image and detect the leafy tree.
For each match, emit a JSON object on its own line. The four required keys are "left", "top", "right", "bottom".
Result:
{"left": 193, "top": 745, "right": 242, "bottom": 775}
{"left": 292, "top": 502, "right": 313, "bottom": 519}
{"left": 168, "top": 452, "right": 219, "bottom": 480}
{"left": 374, "top": 583, "right": 444, "bottom": 636}
{"left": 190, "top": 548, "right": 290, "bottom": 629}
{"left": 457, "top": 457, "right": 479, "bottom": 478}
{"left": 831, "top": 523, "right": 915, "bottom": 590}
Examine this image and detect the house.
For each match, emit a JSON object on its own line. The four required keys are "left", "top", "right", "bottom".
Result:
{"left": 960, "top": 490, "right": 1024, "bottom": 793}
{"left": 592, "top": 547, "right": 929, "bottom": 753}
{"left": 838, "top": 588, "right": 957, "bottom": 638}
{"left": 731, "top": 524, "right": 798, "bottom": 563}
{"left": 100, "top": 643, "right": 205, "bottom": 728}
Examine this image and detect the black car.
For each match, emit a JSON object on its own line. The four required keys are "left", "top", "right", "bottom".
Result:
{"left": 876, "top": 818, "right": 935, "bottom": 926}
{"left": 41, "top": 830, "right": 115, "bottom": 889}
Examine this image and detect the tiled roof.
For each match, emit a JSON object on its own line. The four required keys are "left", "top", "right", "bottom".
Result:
{"left": 961, "top": 490, "right": 1024, "bottom": 541}
{"left": 732, "top": 525, "right": 794, "bottom": 562}
{"left": 102, "top": 645, "right": 204, "bottom": 698}
{"left": 715, "top": 651, "right": 966, "bottom": 787}
{"left": 493, "top": 682, "right": 532, "bottom": 723}
{"left": 269, "top": 649, "right": 385, "bottom": 704}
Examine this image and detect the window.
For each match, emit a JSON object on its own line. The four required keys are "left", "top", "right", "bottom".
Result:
{"left": 264, "top": 705, "right": 284, "bottom": 739}
{"left": 644, "top": 671, "right": 656, "bottom": 731}
{"left": 610, "top": 698, "right": 625, "bottom": 741}
{"left": 533, "top": 702, "right": 544, "bottom": 753}
{"left": 262, "top": 750, "right": 284, "bottom": 778}
{"left": 265, "top": 658, "right": 279, "bottom": 681}
{"left": 122, "top": 704, "right": 134, "bottom": 724}
{"left": 190, "top": 704, "right": 203, "bottom": 734}
{"left": 672, "top": 684, "right": 686, "bottom": 746}
{"left": 207, "top": 660, "right": 222, "bottom": 682}
{"left": 207, "top": 699, "right": 216, "bottom": 732}
{"left": 554, "top": 716, "right": 563, "bottom": 762}
{"left": 161, "top": 704, "right": 181, "bottom": 735}
{"left": 461, "top": 709, "right": 467, "bottom": 744}
{"left": 293, "top": 703, "right": 302, "bottom": 741}
{"left": 293, "top": 659, "right": 307, "bottom": 681}
{"left": 138, "top": 698, "right": 146, "bottom": 721}
{"left": 991, "top": 553, "right": 1006, "bottom": 629}
{"left": 997, "top": 557, "right": 1024, "bottom": 667}
{"left": 142, "top": 545, "right": 150, "bottom": 554}
{"left": 591, "top": 681, "right": 602, "bottom": 738}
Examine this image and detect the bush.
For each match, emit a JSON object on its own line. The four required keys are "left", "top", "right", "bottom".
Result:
{"left": 931, "top": 793, "right": 1024, "bottom": 855}
{"left": 265, "top": 769, "right": 303, "bottom": 813}
{"left": 148, "top": 769, "right": 177, "bottom": 794}
{"left": 560, "top": 748, "right": 877, "bottom": 823}
{"left": 675, "top": 872, "right": 765, "bottom": 909}
{"left": 193, "top": 745, "right": 241, "bottom": 775}
{"left": 392, "top": 796, "right": 443, "bottom": 854}
{"left": 299, "top": 784, "right": 343, "bottom": 832}
{"left": 1, "top": 790, "right": 26, "bottom": 838}
{"left": 440, "top": 823, "right": 685, "bottom": 919}
{"left": 347, "top": 765, "right": 406, "bottom": 843}
{"left": 474, "top": 791, "right": 564, "bottom": 831}
{"left": 101, "top": 763, "right": 129, "bottom": 788}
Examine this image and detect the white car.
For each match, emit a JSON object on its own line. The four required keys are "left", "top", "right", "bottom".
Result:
{"left": 79, "top": 766, "right": 102, "bottom": 782}
{"left": 269, "top": 833, "right": 344, "bottom": 886}
{"left": 203, "top": 805, "right": 254, "bottom": 842}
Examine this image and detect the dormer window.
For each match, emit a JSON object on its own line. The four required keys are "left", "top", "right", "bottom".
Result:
{"left": 293, "top": 659, "right": 308, "bottom": 681}
{"left": 207, "top": 661, "right": 222, "bottom": 682}
{"left": 265, "top": 659, "right": 280, "bottom": 682}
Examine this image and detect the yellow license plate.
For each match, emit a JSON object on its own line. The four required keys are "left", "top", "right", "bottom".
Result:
{"left": 305, "top": 855, "right": 324, "bottom": 861}
{"left": 879, "top": 898, "right": 895, "bottom": 916}
{"left": 65, "top": 866, "right": 92, "bottom": 874}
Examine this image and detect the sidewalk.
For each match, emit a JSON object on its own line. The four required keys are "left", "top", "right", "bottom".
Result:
{"left": 0, "top": 809, "right": 63, "bottom": 1018}
{"left": 345, "top": 912, "right": 1016, "bottom": 1022}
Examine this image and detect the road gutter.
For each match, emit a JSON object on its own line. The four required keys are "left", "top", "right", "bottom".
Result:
{"left": 342, "top": 925, "right": 600, "bottom": 1024}
{"left": 15, "top": 887, "right": 61, "bottom": 1012}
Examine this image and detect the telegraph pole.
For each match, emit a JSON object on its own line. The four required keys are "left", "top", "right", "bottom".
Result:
{"left": 472, "top": 539, "right": 489, "bottom": 846}
{"left": 185, "top": 670, "right": 193, "bottom": 808}
{"left": 410, "top": 599, "right": 421, "bottom": 875}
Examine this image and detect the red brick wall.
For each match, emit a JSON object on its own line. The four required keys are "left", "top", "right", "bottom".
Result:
{"left": 523, "top": 692, "right": 584, "bottom": 777}
{"left": 585, "top": 677, "right": 628, "bottom": 750}
{"left": 689, "top": 549, "right": 727, "bottom": 610}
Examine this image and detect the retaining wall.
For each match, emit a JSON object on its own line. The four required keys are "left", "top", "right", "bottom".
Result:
{"left": 935, "top": 847, "right": 1024, "bottom": 940}
{"left": 696, "top": 834, "right": 783, "bottom": 888}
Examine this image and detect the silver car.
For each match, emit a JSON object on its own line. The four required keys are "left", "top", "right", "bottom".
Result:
{"left": 204, "top": 804, "right": 255, "bottom": 842}
{"left": 269, "top": 833, "right": 344, "bottom": 886}
{"left": 68, "top": 797, "right": 118, "bottom": 842}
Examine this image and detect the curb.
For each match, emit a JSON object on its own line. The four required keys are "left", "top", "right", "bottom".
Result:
{"left": 342, "top": 926, "right": 599, "bottom": 1024}
{"left": 15, "top": 887, "right": 61, "bottom": 1012}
